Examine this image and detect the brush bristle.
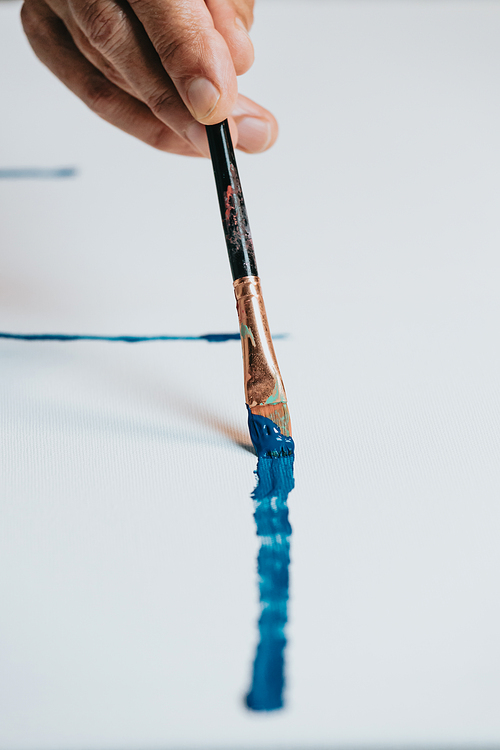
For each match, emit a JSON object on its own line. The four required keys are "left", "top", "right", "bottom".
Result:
{"left": 250, "top": 403, "right": 292, "bottom": 437}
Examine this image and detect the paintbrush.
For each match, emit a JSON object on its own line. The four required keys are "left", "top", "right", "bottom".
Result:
{"left": 206, "top": 120, "right": 294, "bottom": 458}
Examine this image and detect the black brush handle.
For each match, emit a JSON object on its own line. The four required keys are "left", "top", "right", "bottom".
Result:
{"left": 206, "top": 120, "right": 258, "bottom": 281}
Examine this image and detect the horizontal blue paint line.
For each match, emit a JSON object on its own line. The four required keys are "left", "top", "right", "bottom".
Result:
{"left": 0, "top": 332, "right": 287, "bottom": 343}
{"left": 0, "top": 167, "right": 77, "bottom": 179}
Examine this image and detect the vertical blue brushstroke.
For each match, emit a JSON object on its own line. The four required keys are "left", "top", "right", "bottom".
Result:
{"left": 246, "top": 454, "right": 295, "bottom": 711}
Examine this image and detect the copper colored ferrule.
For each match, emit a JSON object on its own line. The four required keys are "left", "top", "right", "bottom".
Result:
{"left": 233, "top": 276, "right": 291, "bottom": 436}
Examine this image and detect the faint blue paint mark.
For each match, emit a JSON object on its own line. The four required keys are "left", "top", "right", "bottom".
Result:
{"left": 246, "top": 453, "right": 294, "bottom": 711}
{"left": 0, "top": 167, "right": 77, "bottom": 179}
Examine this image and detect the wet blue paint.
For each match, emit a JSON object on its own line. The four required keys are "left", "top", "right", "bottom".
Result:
{"left": 246, "top": 453, "right": 295, "bottom": 711}
{"left": 0, "top": 332, "right": 286, "bottom": 344}
{"left": 247, "top": 407, "right": 294, "bottom": 458}
{"left": 0, "top": 168, "right": 77, "bottom": 179}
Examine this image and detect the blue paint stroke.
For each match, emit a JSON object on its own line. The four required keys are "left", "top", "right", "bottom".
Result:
{"left": 0, "top": 332, "right": 287, "bottom": 344}
{"left": 0, "top": 168, "right": 77, "bottom": 179}
{"left": 246, "top": 453, "right": 295, "bottom": 711}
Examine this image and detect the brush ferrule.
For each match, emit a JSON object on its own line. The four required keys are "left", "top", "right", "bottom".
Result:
{"left": 233, "top": 276, "right": 291, "bottom": 436}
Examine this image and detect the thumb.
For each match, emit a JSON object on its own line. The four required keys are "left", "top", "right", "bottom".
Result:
{"left": 128, "top": 0, "right": 238, "bottom": 123}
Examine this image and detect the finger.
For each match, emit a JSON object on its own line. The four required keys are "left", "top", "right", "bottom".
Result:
{"left": 125, "top": 0, "right": 238, "bottom": 124}
{"left": 44, "top": 0, "right": 138, "bottom": 97}
{"left": 232, "top": 94, "right": 278, "bottom": 153}
{"left": 21, "top": 0, "right": 202, "bottom": 156}
{"left": 204, "top": 0, "right": 254, "bottom": 76}
{"left": 66, "top": 0, "right": 213, "bottom": 154}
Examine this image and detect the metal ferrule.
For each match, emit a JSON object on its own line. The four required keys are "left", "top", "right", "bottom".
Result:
{"left": 233, "top": 276, "right": 289, "bottom": 419}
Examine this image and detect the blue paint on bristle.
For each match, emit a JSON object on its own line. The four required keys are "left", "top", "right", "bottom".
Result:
{"left": 247, "top": 407, "right": 294, "bottom": 458}
{"left": 245, "top": 453, "right": 294, "bottom": 711}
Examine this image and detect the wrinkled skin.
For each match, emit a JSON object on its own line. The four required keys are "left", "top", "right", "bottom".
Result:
{"left": 21, "top": 0, "right": 278, "bottom": 156}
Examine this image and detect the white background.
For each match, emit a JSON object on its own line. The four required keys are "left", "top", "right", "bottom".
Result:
{"left": 1, "top": 1, "right": 500, "bottom": 747}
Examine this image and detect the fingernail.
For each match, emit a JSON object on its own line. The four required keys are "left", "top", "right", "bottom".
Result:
{"left": 235, "top": 17, "right": 250, "bottom": 36}
{"left": 186, "top": 77, "right": 220, "bottom": 120}
{"left": 185, "top": 121, "right": 210, "bottom": 157}
{"left": 236, "top": 117, "right": 272, "bottom": 153}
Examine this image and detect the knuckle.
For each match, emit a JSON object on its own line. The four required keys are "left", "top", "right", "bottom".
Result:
{"left": 80, "top": 2, "right": 128, "bottom": 56}
{"left": 21, "top": 2, "right": 48, "bottom": 40}
{"left": 86, "top": 77, "right": 119, "bottom": 116}
{"left": 157, "top": 27, "right": 204, "bottom": 77}
{"left": 20, "top": 2, "right": 38, "bottom": 36}
{"left": 147, "top": 87, "right": 178, "bottom": 118}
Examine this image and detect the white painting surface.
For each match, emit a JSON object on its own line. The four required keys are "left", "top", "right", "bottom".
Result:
{"left": 1, "top": 1, "right": 500, "bottom": 747}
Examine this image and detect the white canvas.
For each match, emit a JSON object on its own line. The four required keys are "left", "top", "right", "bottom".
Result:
{"left": 1, "top": 1, "right": 500, "bottom": 747}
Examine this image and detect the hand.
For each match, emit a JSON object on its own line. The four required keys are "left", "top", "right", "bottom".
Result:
{"left": 21, "top": 0, "right": 278, "bottom": 157}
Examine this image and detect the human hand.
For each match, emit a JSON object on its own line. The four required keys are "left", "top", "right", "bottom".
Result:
{"left": 21, "top": 0, "right": 278, "bottom": 156}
